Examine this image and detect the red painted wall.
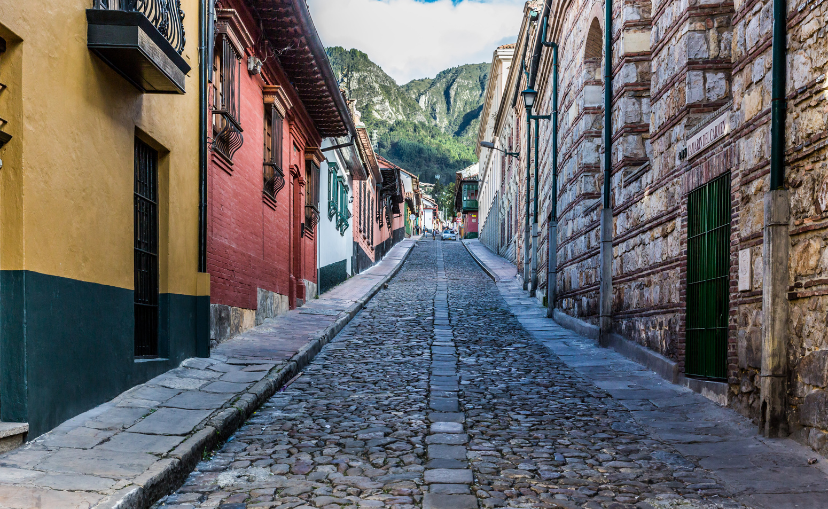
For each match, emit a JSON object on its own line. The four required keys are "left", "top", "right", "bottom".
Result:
{"left": 464, "top": 212, "right": 478, "bottom": 234}
{"left": 207, "top": 0, "right": 321, "bottom": 310}
{"left": 352, "top": 179, "right": 375, "bottom": 262}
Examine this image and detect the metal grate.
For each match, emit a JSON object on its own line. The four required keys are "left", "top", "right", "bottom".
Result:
{"left": 134, "top": 138, "right": 159, "bottom": 357}
{"left": 212, "top": 34, "right": 243, "bottom": 161}
{"left": 686, "top": 173, "right": 731, "bottom": 379}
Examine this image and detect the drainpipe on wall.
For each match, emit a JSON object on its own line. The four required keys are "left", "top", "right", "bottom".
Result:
{"left": 599, "top": 0, "right": 614, "bottom": 344}
{"left": 526, "top": 5, "right": 549, "bottom": 297}
{"left": 524, "top": 85, "right": 532, "bottom": 291}
{"left": 760, "top": 0, "right": 790, "bottom": 438}
{"left": 196, "top": 0, "right": 212, "bottom": 358}
{"left": 530, "top": 116, "right": 539, "bottom": 297}
{"left": 546, "top": 42, "right": 558, "bottom": 318}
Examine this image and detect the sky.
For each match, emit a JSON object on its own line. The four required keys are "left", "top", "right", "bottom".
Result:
{"left": 306, "top": 0, "right": 526, "bottom": 85}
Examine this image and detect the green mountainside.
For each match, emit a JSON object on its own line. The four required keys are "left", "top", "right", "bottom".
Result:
{"left": 325, "top": 47, "right": 490, "bottom": 184}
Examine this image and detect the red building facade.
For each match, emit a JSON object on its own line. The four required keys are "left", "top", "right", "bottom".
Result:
{"left": 207, "top": 0, "right": 352, "bottom": 343}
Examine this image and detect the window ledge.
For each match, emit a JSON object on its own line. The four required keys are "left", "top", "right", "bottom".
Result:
{"left": 135, "top": 357, "right": 169, "bottom": 364}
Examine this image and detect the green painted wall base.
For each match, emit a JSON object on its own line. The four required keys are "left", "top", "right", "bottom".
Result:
{"left": 319, "top": 260, "right": 348, "bottom": 294}
{"left": 0, "top": 270, "right": 209, "bottom": 438}
{"left": 464, "top": 232, "right": 479, "bottom": 239}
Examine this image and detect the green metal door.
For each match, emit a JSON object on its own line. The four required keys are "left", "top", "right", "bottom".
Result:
{"left": 686, "top": 173, "right": 731, "bottom": 379}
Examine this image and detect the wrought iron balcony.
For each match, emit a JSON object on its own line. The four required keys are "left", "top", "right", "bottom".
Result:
{"left": 305, "top": 205, "right": 320, "bottom": 230}
{"left": 87, "top": 0, "right": 190, "bottom": 94}
{"left": 213, "top": 111, "right": 243, "bottom": 161}
{"left": 263, "top": 162, "right": 285, "bottom": 201}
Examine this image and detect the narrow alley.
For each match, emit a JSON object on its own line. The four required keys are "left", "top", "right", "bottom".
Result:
{"left": 154, "top": 240, "right": 823, "bottom": 509}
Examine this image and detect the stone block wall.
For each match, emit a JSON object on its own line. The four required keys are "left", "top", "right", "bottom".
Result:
{"left": 779, "top": 0, "right": 828, "bottom": 456}
{"left": 488, "top": 0, "right": 828, "bottom": 459}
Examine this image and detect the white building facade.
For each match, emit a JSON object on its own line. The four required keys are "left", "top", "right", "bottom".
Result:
{"left": 477, "top": 44, "right": 514, "bottom": 254}
{"left": 317, "top": 137, "right": 365, "bottom": 294}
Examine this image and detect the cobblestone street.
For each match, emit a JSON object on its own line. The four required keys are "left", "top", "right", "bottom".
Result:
{"left": 156, "top": 240, "right": 752, "bottom": 509}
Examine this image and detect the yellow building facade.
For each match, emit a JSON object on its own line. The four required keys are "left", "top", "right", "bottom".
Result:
{"left": 0, "top": 0, "right": 209, "bottom": 437}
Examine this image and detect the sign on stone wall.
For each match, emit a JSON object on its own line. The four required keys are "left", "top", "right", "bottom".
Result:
{"left": 738, "top": 248, "right": 751, "bottom": 292}
{"left": 688, "top": 111, "right": 730, "bottom": 159}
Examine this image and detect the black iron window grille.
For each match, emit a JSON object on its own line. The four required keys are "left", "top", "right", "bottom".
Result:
{"left": 93, "top": 0, "right": 185, "bottom": 54}
{"left": 385, "top": 196, "right": 393, "bottom": 229}
{"left": 376, "top": 194, "right": 384, "bottom": 229}
{"left": 212, "top": 33, "right": 243, "bottom": 161}
{"left": 134, "top": 137, "right": 159, "bottom": 358}
{"left": 328, "top": 164, "right": 339, "bottom": 221}
{"left": 369, "top": 194, "right": 373, "bottom": 245}
{"left": 360, "top": 182, "right": 366, "bottom": 234}
{"left": 263, "top": 106, "right": 284, "bottom": 200}
{"left": 304, "top": 160, "right": 320, "bottom": 232}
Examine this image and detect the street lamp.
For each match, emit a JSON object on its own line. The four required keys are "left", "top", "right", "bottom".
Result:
{"left": 521, "top": 87, "right": 538, "bottom": 110}
{"left": 520, "top": 87, "right": 550, "bottom": 297}
{"left": 480, "top": 141, "right": 519, "bottom": 158}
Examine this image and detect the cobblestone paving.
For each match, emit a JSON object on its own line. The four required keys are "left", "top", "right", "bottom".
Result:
{"left": 156, "top": 240, "right": 748, "bottom": 509}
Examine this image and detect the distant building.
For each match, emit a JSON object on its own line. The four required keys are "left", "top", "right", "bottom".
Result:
{"left": 454, "top": 164, "right": 480, "bottom": 239}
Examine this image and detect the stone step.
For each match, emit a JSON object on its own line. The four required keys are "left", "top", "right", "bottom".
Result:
{"left": 0, "top": 423, "right": 28, "bottom": 453}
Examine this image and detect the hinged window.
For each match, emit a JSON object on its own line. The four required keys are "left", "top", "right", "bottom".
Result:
{"left": 212, "top": 32, "right": 243, "bottom": 161}
{"left": 263, "top": 105, "right": 284, "bottom": 200}
{"left": 328, "top": 163, "right": 340, "bottom": 221}
{"left": 337, "top": 178, "right": 351, "bottom": 236}
{"left": 134, "top": 137, "right": 160, "bottom": 358}
{"left": 304, "top": 160, "right": 320, "bottom": 234}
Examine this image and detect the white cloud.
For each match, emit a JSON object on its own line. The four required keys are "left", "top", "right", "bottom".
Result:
{"left": 307, "top": 0, "right": 525, "bottom": 84}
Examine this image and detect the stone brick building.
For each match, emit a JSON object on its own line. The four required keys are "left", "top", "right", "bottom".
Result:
{"left": 479, "top": 0, "right": 828, "bottom": 456}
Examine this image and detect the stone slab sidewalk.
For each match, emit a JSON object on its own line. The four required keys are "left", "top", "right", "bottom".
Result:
{"left": 0, "top": 238, "right": 419, "bottom": 509}
{"left": 463, "top": 239, "right": 828, "bottom": 509}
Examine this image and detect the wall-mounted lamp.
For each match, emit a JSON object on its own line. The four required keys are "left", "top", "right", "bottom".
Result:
{"left": 480, "top": 141, "right": 519, "bottom": 158}
{"left": 521, "top": 87, "right": 537, "bottom": 110}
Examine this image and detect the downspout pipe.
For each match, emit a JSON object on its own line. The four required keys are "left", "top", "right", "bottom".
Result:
{"left": 545, "top": 37, "right": 558, "bottom": 317}
{"left": 196, "top": 0, "right": 211, "bottom": 358}
{"left": 599, "top": 0, "right": 614, "bottom": 342}
{"left": 760, "top": 0, "right": 789, "bottom": 437}
{"left": 526, "top": 4, "right": 549, "bottom": 296}
{"left": 517, "top": 10, "right": 536, "bottom": 290}
{"left": 524, "top": 97, "right": 532, "bottom": 290}
{"left": 198, "top": 0, "right": 209, "bottom": 273}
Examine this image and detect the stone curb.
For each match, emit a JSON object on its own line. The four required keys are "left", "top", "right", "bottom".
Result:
{"left": 93, "top": 241, "right": 417, "bottom": 509}
{"left": 461, "top": 240, "right": 499, "bottom": 282}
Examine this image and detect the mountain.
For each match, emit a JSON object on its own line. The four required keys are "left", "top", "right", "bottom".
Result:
{"left": 325, "top": 47, "right": 490, "bottom": 183}
{"left": 402, "top": 63, "right": 490, "bottom": 139}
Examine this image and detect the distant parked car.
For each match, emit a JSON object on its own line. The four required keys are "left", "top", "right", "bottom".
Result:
{"left": 441, "top": 229, "right": 457, "bottom": 241}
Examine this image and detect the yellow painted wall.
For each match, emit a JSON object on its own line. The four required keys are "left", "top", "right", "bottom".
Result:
{"left": 0, "top": 0, "right": 202, "bottom": 296}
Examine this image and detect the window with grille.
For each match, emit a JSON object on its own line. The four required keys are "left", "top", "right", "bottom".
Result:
{"left": 328, "top": 163, "right": 339, "bottom": 221}
{"left": 263, "top": 106, "right": 284, "bottom": 200}
{"left": 212, "top": 32, "right": 243, "bottom": 160}
{"left": 360, "top": 181, "right": 365, "bottom": 234}
{"left": 304, "top": 160, "right": 320, "bottom": 233}
{"left": 369, "top": 192, "right": 373, "bottom": 245}
{"left": 134, "top": 137, "right": 159, "bottom": 358}
{"left": 686, "top": 173, "right": 731, "bottom": 380}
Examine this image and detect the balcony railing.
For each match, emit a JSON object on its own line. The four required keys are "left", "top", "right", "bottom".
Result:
{"left": 87, "top": 0, "right": 190, "bottom": 93}
{"left": 213, "top": 111, "right": 243, "bottom": 161}
{"left": 263, "top": 162, "right": 285, "bottom": 201}
{"left": 93, "top": 0, "right": 185, "bottom": 54}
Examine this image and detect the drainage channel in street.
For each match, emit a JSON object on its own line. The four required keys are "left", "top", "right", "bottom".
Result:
{"left": 423, "top": 241, "right": 477, "bottom": 509}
